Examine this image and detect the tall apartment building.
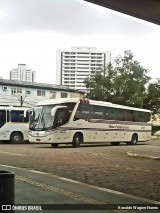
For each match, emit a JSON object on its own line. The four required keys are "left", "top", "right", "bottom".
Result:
{"left": 10, "top": 64, "right": 36, "bottom": 82}
{"left": 56, "top": 47, "right": 111, "bottom": 91}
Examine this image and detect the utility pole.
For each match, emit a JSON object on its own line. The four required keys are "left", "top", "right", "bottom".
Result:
{"left": 20, "top": 96, "right": 23, "bottom": 106}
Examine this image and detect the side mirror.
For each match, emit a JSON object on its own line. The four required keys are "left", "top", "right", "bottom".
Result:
{"left": 51, "top": 108, "right": 58, "bottom": 117}
{"left": 51, "top": 106, "right": 67, "bottom": 116}
{"left": 24, "top": 109, "right": 33, "bottom": 118}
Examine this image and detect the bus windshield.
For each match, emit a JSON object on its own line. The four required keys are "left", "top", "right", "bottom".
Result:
{"left": 29, "top": 102, "right": 77, "bottom": 131}
{"left": 30, "top": 105, "right": 55, "bottom": 131}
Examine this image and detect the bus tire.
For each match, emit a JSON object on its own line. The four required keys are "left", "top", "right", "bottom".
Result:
{"left": 51, "top": 143, "right": 59, "bottom": 148}
{"left": 10, "top": 132, "right": 23, "bottom": 144}
{"left": 127, "top": 134, "right": 138, "bottom": 145}
{"left": 72, "top": 133, "right": 83, "bottom": 148}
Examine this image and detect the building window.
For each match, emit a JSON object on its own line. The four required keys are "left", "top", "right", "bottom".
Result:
{"left": 37, "top": 90, "right": 45, "bottom": 96}
{"left": 11, "top": 88, "right": 22, "bottom": 96}
{"left": 50, "top": 91, "right": 56, "bottom": 99}
{"left": 61, "top": 92, "right": 68, "bottom": 98}
{"left": 25, "top": 90, "right": 31, "bottom": 95}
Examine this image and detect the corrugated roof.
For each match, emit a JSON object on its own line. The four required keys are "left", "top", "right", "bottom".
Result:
{"left": 0, "top": 79, "right": 84, "bottom": 93}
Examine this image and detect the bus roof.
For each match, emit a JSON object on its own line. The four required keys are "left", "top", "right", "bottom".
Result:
{"left": 35, "top": 98, "right": 151, "bottom": 113}
{"left": 0, "top": 106, "right": 30, "bottom": 111}
{"left": 88, "top": 99, "right": 151, "bottom": 113}
{"left": 36, "top": 98, "right": 80, "bottom": 106}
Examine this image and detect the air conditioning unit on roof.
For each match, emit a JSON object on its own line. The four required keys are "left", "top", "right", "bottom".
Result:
{"left": 26, "top": 90, "right": 31, "bottom": 94}
{"left": 2, "top": 86, "right": 8, "bottom": 91}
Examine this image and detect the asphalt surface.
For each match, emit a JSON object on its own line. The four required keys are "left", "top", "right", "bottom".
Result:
{"left": 0, "top": 138, "right": 160, "bottom": 212}
{"left": 1, "top": 165, "right": 160, "bottom": 213}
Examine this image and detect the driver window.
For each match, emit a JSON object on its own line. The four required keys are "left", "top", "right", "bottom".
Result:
{"left": 56, "top": 108, "right": 70, "bottom": 126}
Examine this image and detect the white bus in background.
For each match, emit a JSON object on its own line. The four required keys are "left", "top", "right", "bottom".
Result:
{"left": 29, "top": 98, "right": 151, "bottom": 148}
{"left": 0, "top": 106, "right": 30, "bottom": 143}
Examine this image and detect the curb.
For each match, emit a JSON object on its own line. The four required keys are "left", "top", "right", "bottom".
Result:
{"left": 127, "top": 151, "right": 160, "bottom": 160}
{"left": 151, "top": 136, "right": 160, "bottom": 139}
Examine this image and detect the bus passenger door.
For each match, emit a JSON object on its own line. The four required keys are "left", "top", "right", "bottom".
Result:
{"left": 54, "top": 107, "right": 70, "bottom": 143}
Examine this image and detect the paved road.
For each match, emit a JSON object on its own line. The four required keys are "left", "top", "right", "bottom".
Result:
{"left": 1, "top": 165, "right": 159, "bottom": 213}
{"left": 0, "top": 139, "right": 160, "bottom": 203}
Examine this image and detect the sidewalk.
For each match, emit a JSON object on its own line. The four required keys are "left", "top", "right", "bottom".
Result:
{"left": 127, "top": 151, "right": 160, "bottom": 160}
{"left": 2, "top": 165, "right": 159, "bottom": 213}
{"left": 127, "top": 138, "right": 160, "bottom": 160}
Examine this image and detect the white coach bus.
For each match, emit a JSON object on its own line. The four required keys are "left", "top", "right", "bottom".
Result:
{"left": 29, "top": 98, "right": 151, "bottom": 148}
{"left": 0, "top": 106, "right": 30, "bottom": 143}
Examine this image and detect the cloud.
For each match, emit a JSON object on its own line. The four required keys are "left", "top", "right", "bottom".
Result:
{"left": 0, "top": 0, "right": 158, "bottom": 36}
{"left": 0, "top": 0, "right": 160, "bottom": 84}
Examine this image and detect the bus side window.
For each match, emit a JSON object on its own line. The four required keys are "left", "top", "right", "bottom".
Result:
{"left": 122, "top": 109, "right": 133, "bottom": 121}
{"left": 132, "top": 111, "right": 140, "bottom": 122}
{"left": 0, "top": 110, "right": 6, "bottom": 123}
{"left": 105, "top": 107, "right": 116, "bottom": 120}
{"left": 74, "top": 103, "right": 90, "bottom": 120}
{"left": 11, "top": 110, "right": 24, "bottom": 122}
{"left": 90, "top": 105, "right": 105, "bottom": 119}
{"left": 116, "top": 109, "right": 123, "bottom": 121}
{"left": 11, "top": 111, "right": 18, "bottom": 122}
{"left": 145, "top": 112, "right": 151, "bottom": 122}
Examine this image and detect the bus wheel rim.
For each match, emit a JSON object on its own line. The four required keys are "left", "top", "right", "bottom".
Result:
{"left": 14, "top": 136, "right": 20, "bottom": 142}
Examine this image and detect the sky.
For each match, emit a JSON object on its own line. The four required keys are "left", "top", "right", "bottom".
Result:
{"left": 0, "top": 0, "right": 160, "bottom": 84}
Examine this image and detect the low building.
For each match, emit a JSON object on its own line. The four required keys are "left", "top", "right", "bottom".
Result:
{"left": 0, "top": 79, "right": 84, "bottom": 107}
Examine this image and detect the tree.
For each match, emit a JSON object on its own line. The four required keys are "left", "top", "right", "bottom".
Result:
{"left": 113, "top": 50, "right": 150, "bottom": 107}
{"left": 84, "top": 50, "right": 151, "bottom": 108}
{"left": 84, "top": 62, "right": 116, "bottom": 102}
{"left": 143, "top": 79, "right": 160, "bottom": 115}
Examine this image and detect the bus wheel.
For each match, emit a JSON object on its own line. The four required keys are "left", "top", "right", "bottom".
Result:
{"left": 10, "top": 132, "right": 23, "bottom": 144}
{"left": 72, "top": 133, "right": 82, "bottom": 148}
{"left": 51, "top": 143, "right": 59, "bottom": 148}
{"left": 110, "top": 142, "right": 120, "bottom": 146}
{"left": 127, "top": 134, "right": 138, "bottom": 145}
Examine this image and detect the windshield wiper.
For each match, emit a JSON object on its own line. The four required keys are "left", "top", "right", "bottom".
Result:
{"left": 40, "top": 113, "right": 46, "bottom": 130}
{"left": 31, "top": 109, "right": 46, "bottom": 130}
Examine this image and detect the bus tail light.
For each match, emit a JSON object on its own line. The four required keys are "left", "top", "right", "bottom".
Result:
{"left": 79, "top": 99, "right": 90, "bottom": 104}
